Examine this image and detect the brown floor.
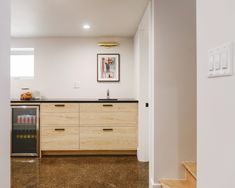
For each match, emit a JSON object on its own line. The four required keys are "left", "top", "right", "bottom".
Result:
{"left": 11, "top": 156, "right": 148, "bottom": 188}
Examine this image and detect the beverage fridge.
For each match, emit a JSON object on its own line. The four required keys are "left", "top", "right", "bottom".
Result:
{"left": 11, "top": 105, "right": 39, "bottom": 156}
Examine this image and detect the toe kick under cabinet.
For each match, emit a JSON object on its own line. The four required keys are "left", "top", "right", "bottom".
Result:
{"left": 40, "top": 102, "right": 138, "bottom": 156}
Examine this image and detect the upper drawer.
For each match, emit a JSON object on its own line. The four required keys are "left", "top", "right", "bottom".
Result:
{"left": 40, "top": 103, "right": 79, "bottom": 113}
{"left": 41, "top": 113, "right": 79, "bottom": 126}
{"left": 80, "top": 112, "right": 137, "bottom": 125}
{"left": 80, "top": 103, "right": 138, "bottom": 113}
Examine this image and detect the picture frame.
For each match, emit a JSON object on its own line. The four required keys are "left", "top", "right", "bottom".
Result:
{"left": 97, "top": 53, "right": 120, "bottom": 82}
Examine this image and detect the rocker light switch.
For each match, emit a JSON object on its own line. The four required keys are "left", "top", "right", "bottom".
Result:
{"left": 221, "top": 52, "right": 228, "bottom": 69}
{"left": 208, "top": 42, "right": 233, "bottom": 78}
{"left": 209, "top": 56, "right": 214, "bottom": 71}
{"left": 214, "top": 54, "right": 220, "bottom": 70}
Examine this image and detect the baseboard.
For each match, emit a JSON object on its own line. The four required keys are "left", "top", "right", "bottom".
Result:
{"left": 137, "top": 148, "right": 149, "bottom": 162}
{"left": 150, "top": 178, "right": 161, "bottom": 188}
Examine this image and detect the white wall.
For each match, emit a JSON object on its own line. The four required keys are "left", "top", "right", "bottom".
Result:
{"left": 0, "top": 0, "right": 10, "bottom": 187}
{"left": 197, "top": 0, "right": 235, "bottom": 187}
{"left": 152, "top": 0, "right": 197, "bottom": 184}
{"left": 135, "top": 2, "right": 151, "bottom": 162}
{"left": 11, "top": 37, "right": 136, "bottom": 99}
{"left": 149, "top": 0, "right": 157, "bottom": 186}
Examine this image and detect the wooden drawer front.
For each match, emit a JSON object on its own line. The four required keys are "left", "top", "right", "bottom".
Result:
{"left": 41, "top": 103, "right": 79, "bottom": 113}
{"left": 80, "top": 103, "right": 138, "bottom": 113}
{"left": 80, "top": 127, "right": 137, "bottom": 150}
{"left": 80, "top": 112, "right": 137, "bottom": 125}
{"left": 41, "top": 127, "right": 79, "bottom": 150}
{"left": 41, "top": 113, "right": 79, "bottom": 126}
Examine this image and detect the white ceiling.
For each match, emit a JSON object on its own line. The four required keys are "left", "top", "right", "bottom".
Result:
{"left": 11, "top": 0, "right": 149, "bottom": 37}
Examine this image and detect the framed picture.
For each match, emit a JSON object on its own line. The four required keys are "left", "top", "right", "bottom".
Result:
{"left": 97, "top": 53, "right": 120, "bottom": 82}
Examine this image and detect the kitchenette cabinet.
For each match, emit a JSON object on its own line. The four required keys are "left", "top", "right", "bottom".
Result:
{"left": 80, "top": 103, "right": 137, "bottom": 150}
{"left": 40, "top": 103, "right": 80, "bottom": 152}
{"left": 37, "top": 101, "right": 138, "bottom": 156}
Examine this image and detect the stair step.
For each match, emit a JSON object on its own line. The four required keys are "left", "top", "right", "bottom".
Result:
{"left": 182, "top": 161, "right": 197, "bottom": 179}
{"left": 160, "top": 180, "right": 191, "bottom": 188}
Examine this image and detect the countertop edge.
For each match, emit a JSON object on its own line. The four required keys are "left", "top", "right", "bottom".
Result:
{"left": 11, "top": 100, "right": 139, "bottom": 104}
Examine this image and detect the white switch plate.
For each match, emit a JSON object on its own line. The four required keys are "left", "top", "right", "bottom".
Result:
{"left": 73, "top": 82, "right": 80, "bottom": 89}
{"left": 208, "top": 42, "right": 233, "bottom": 78}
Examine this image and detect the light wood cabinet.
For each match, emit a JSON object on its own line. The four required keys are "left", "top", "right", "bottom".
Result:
{"left": 41, "top": 113, "right": 79, "bottom": 126}
{"left": 40, "top": 103, "right": 79, "bottom": 126}
{"left": 80, "top": 127, "right": 137, "bottom": 150}
{"left": 80, "top": 112, "right": 137, "bottom": 125}
{"left": 40, "top": 103, "right": 80, "bottom": 152}
{"left": 80, "top": 103, "right": 137, "bottom": 113}
{"left": 41, "top": 127, "right": 79, "bottom": 150}
{"left": 79, "top": 103, "right": 138, "bottom": 151}
{"left": 40, "top": 102, "right": 138, "bottom": 155}
{"left": 41, "top": 103, "right": 79, "bottom": 113}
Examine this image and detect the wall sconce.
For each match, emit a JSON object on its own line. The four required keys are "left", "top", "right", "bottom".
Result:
{"left": 97, "top": 42, "right": 119, "bottom": 48}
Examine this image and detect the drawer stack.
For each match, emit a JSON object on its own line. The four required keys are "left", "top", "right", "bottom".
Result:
{"left": 40, "top": 103, "right": 80, "bottom": 150}
{"left": 80, "top": 103, "right": 138, "bottom": 150}
{"left": 40, "top": 102, "right": 138, "bottom": 154}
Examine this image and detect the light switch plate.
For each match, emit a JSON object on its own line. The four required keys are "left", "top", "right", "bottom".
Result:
{"left": 208, "top": 42, "right": 233, "bottom": 78}
{"left": 73, "top": 82, "right": 80, "bottom": 89}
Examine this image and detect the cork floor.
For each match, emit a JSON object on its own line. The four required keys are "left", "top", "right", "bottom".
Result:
{"left": 11, "top": 156, "right": 148, "bottom": 188}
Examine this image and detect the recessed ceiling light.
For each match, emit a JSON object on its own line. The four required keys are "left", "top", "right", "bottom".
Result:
{"left": 83, "top": 24, "right": 91, "bottom": 29}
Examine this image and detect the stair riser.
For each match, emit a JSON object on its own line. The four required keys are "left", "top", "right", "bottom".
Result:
{"left": 183, "top": 162, "right": 197, "bottom": 179}
{"left": 185, "top": 170, "right": 196, "bottom": 188}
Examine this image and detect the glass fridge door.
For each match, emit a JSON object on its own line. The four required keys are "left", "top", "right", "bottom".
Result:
{"left": 11, "top": 106, "right": 39, "bottom": 156}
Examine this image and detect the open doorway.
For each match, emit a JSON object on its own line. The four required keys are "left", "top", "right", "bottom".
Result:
{"left": 1, "top": 1, "right": 194, "bottom": 187}
{"left": 10, "top": 0, "right": 152, "bottom": 187}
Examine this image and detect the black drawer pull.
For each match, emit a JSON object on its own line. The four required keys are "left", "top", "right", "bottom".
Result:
{"left": 54, "top": 104, "right": 65, "bottom": 107}
{"left": 102, "top": 104, "right": 113, "bottom": 107}
{"left": 103, "top": 128, "right": 113, "bottom": 131}
{"left": 54, "top": 128, "right": 65, "bottom": 131}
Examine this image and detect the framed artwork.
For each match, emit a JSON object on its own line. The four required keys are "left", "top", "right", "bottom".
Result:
{"left": 97, "top": 53, "right": 120, "bottom": 82}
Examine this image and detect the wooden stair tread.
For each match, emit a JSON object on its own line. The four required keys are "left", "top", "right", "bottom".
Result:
{"left": 182, "top": 161, "right": 197, "bottom": 179}
{"left": 160, "top": 180, "right": 190, "bottom": 188}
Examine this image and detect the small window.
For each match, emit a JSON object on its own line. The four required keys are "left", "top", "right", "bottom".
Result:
{"left": 10, "top": 48, "right": 34, "bottom": 78}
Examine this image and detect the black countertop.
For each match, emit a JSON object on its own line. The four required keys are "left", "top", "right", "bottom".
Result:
{"left": 11, "top": 98, "right": 138, "bottom": 103}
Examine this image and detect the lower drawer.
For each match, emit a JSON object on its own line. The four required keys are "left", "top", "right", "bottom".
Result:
{"left": 80, "top": 127, "right": 137, "bottom": 150}
{"left": 41, "top": 127, "right": 79, "bottom": 150}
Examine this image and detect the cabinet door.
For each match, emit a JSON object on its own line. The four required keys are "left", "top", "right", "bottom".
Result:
{"left": 41, "top": 103, "right": 79, "bottom": 113}
{"left": 80, "top": 103, "right": 138, "bottom": 113}
{"left": 41, "top": 127, "right": 79, "bottom": 150}
{"left": 41, "top": 113, "right": 79, "bottom": 126}
{"left": 80, "top": 127, "right": 137, "bottom": 150}
{"left": 80, "top": 112, "right": 137, "bottom": 125}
